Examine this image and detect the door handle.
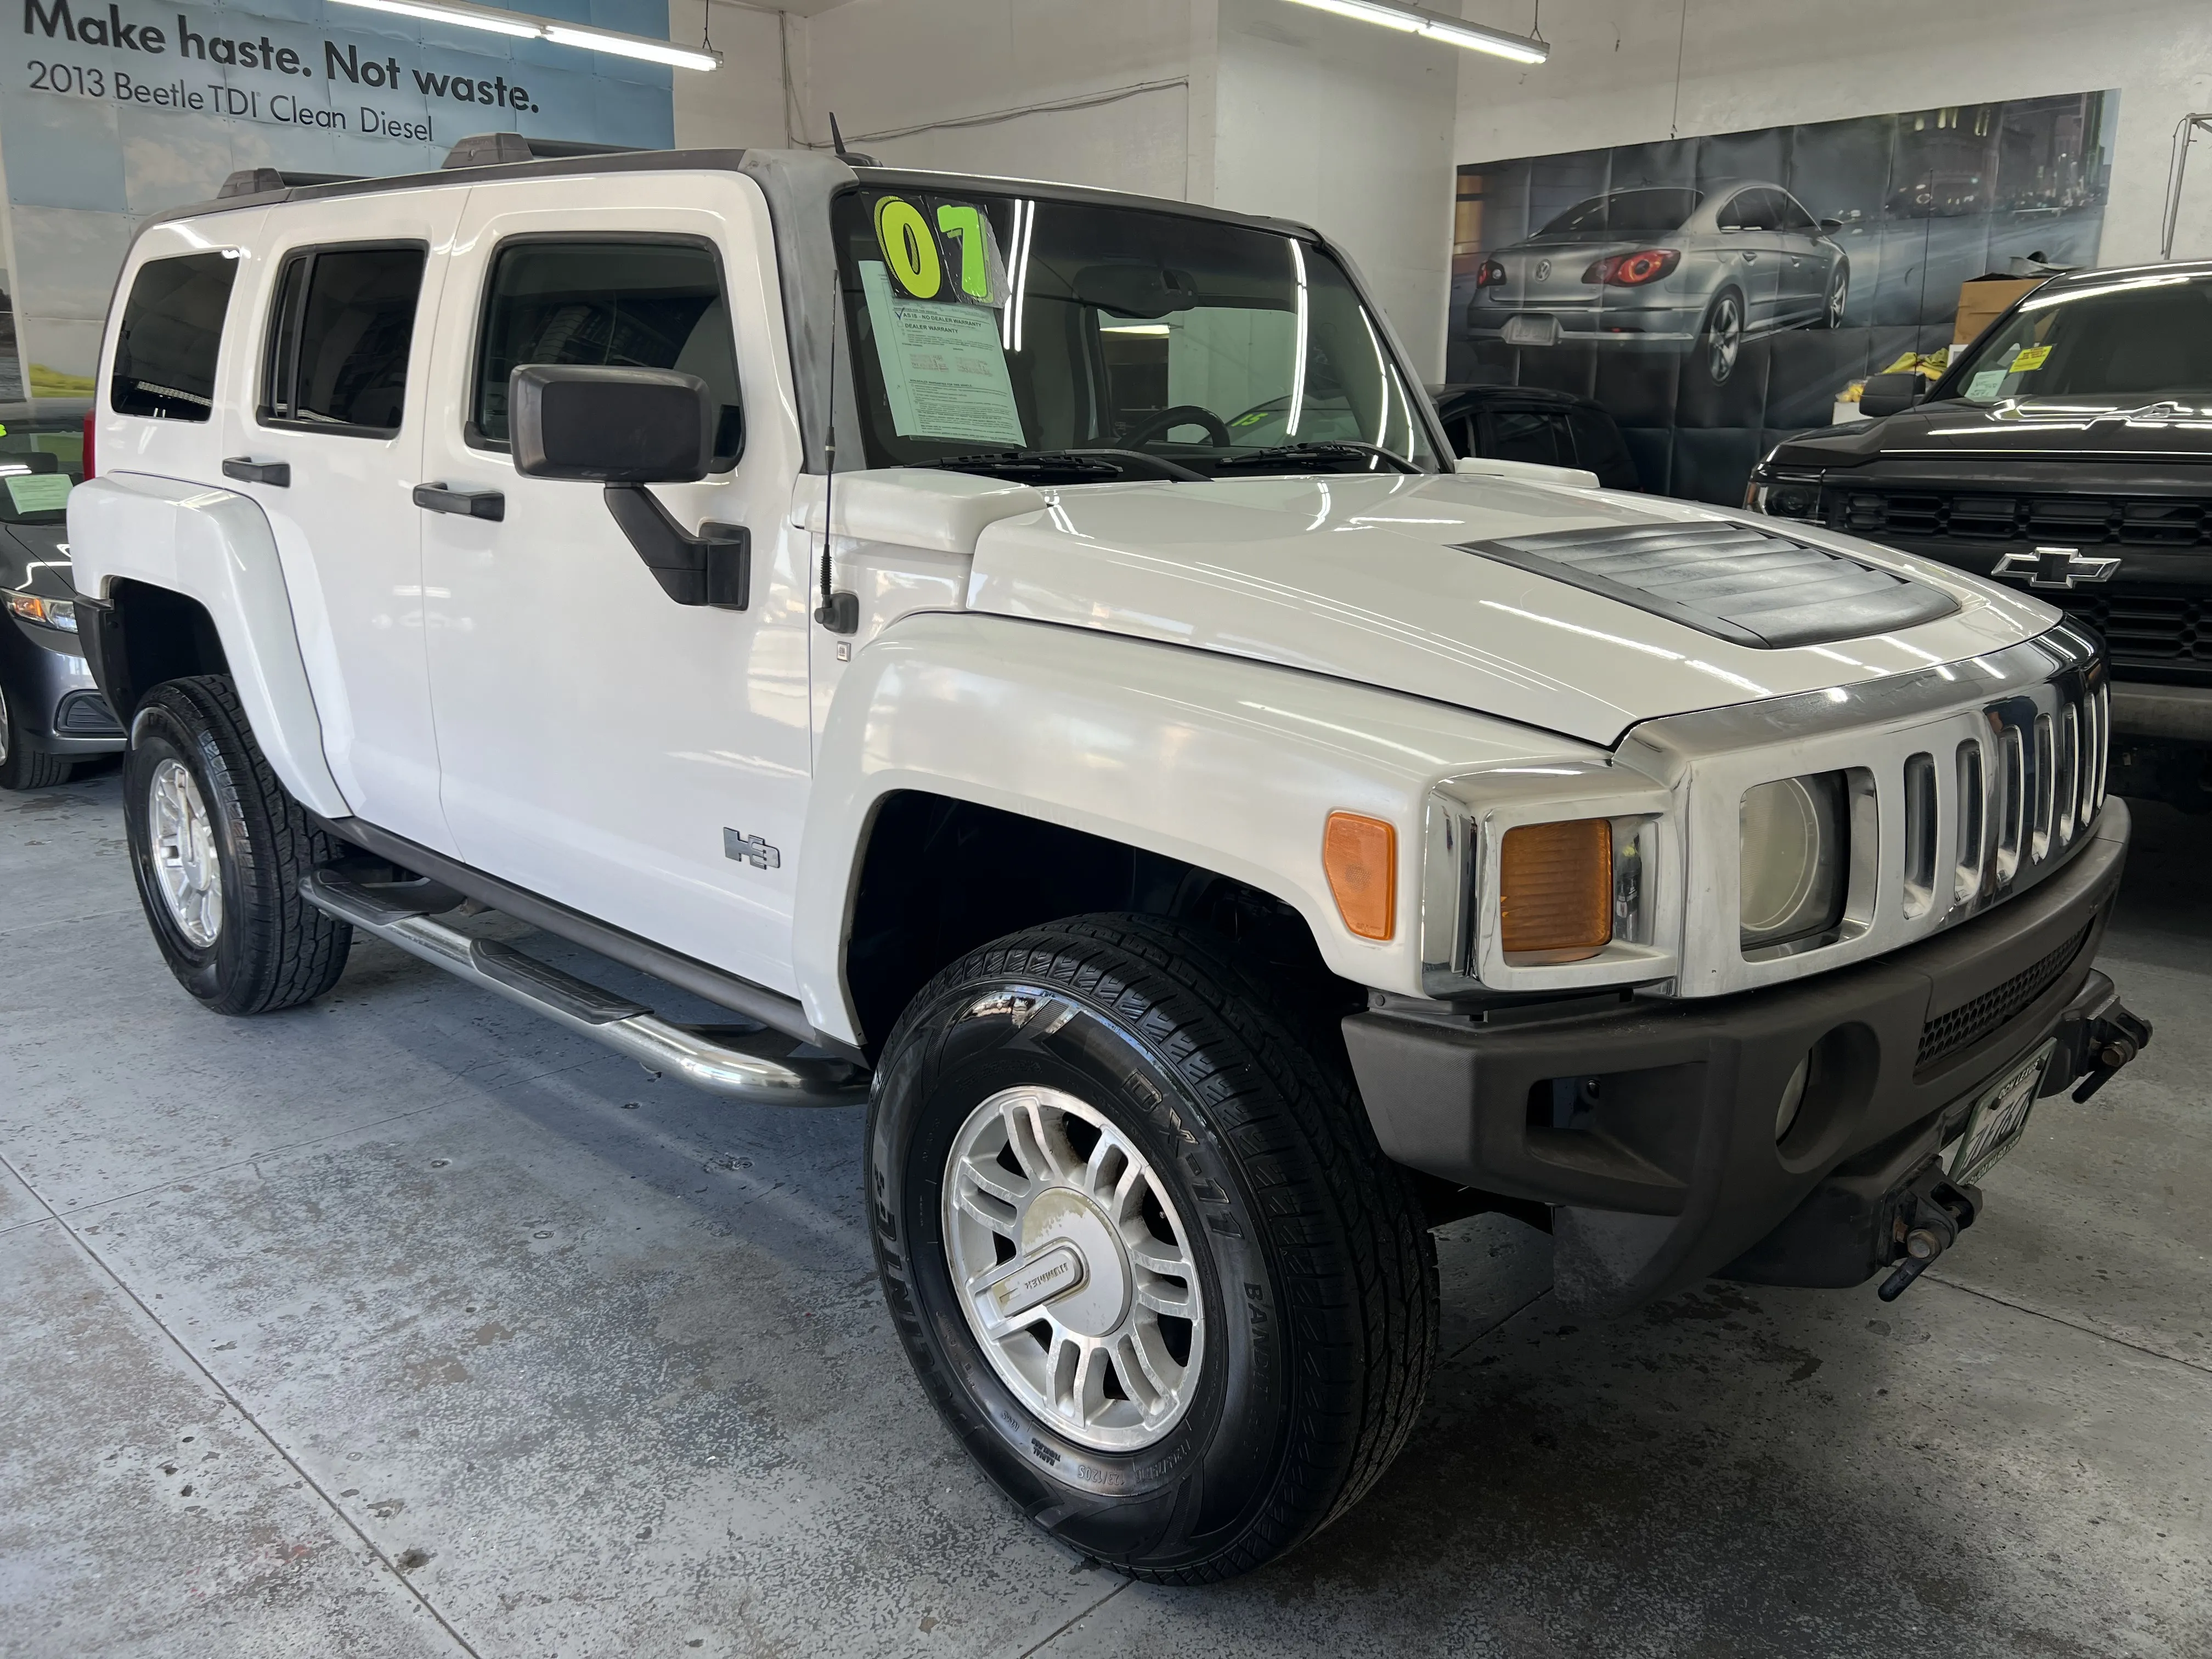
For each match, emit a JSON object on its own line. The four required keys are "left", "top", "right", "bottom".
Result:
{"left": 413, "top": 483, "right": 505, "bottom": 522}
{"left": 222, "top": 456, "right": 290, "bottom": 487}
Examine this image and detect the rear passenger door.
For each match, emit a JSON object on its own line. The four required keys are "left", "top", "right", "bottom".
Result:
{"left": 218, "top": 192, "right": 461, "bottom": 853}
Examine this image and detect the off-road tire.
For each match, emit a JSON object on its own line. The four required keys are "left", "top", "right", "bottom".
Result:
{"left": 123, "top": 674, "right": 352, "bottom": 1015}
{"left": 0, "top": 676, "right": 71, "bottom": 790}
{"left": 867, "top": 914, "right": 1437, "bottom": 1583}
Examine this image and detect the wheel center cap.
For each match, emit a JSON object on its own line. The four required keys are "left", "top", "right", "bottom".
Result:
{"left": 1018, "top": 1187, "right": 1130, "bottom": 1337}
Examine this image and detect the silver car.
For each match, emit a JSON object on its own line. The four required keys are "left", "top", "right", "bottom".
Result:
{"left": 1464, "top": 182, "right": 1849, "bottom": 385}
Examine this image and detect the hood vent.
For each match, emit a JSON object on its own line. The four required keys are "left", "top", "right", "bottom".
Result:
{"left": 1460, "top": 519, "right": 1958, "bottom": 650}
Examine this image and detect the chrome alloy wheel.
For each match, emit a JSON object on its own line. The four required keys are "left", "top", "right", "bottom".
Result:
{"left": 943, "top": 1085, "right": 1205, "bottom": 1451}
{"left": 0, "top": 679, "right": 10, "bottom": 764}
{"left": 1706, "top": 291, "right": 1743, "bottom": 384}
{"left": 149, "top": 757, "right": 223, "bottom": 947}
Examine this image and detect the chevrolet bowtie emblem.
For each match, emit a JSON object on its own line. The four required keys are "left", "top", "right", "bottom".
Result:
{"left": 1992, "top": 546, "right": 2120, "bottom": 590}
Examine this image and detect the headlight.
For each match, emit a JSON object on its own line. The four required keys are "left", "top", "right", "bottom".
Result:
{"left": 5, "top": 590, "right": 76, "bottom": 632}
{"left": 1744, "top": 465, "right": 1822, "bottom": 520}
{"left": 1740, "top": 774, "right": 1848, "bottom": 954}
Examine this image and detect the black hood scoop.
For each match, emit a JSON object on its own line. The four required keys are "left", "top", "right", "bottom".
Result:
{"left": 1459, "top": 520, "right": 1959, "bottom": 650}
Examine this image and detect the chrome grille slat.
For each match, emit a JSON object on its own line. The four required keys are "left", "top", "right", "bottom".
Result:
{"left": 1622, "top": 623, "right": 2110, "bottom": 998}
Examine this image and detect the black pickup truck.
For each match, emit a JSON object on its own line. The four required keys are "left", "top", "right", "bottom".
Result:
{"left": 1749, "top": 260, "right": 2212, "bottom": 809}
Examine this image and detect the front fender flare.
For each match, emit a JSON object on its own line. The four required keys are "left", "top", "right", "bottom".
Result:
{"left": 792, "top": 611, "right": 1601, "bottom": 1045}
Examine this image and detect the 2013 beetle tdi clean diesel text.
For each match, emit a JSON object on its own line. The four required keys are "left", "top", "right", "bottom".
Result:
{"left": 66, "top": 136, "right": 2148, "bottom": 1583}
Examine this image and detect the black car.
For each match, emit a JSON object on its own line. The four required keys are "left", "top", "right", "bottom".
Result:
{"left": 2, "top": 423, "right": 124, "bottom": 789}
{"left": 1748, "top": 259, "right": 2212, "bottom": 809}
{"left": 1429, "top": 383, "right": 1641, "bottom": 490}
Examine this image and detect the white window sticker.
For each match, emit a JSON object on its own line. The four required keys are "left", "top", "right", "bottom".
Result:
{"left": 3, "top": 473, "right": 70, "bottom": 514}
{"left": 1966, "top": 370, "right": 2009, "bottom": 401}
{"left": 860, "top": 261, "right": 1026, "bottom": 448}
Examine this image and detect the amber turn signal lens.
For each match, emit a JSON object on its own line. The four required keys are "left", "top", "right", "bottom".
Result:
{"left": 1499, "top": 818, "right": 1613, "bottom": 960}
{"left": 1323, "top": 812, "right": 1397, "bottom": 941}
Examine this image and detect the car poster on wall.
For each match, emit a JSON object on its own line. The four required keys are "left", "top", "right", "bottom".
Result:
{"left": 1447, "top": 91, "right": 2117, "bottom": 505}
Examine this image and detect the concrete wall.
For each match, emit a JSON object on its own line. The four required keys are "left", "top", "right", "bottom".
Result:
{"left": 786, "top": 0, "right": 1195, "bottom": 199}
{"left": 1453, "top": 0, "right": 2212, "bottom": 265}
{"left": 1205, "top": 0, "right": 1457, "bottom": 377}
{"left": 671, "top": 0, "right": 792, "bottom": 151}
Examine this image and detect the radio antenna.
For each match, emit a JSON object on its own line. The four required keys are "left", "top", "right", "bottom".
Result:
{"left": 813, "top": 283, "right": 857, "bottom": 634}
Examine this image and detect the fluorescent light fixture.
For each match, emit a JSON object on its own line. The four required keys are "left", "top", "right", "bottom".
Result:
{"left": 1100, "top": 323, "right": 1171, "bottom": 335}
{"left": 541, "top": 24, "right": 721, "bottom": 70}
{"left": 329, "top": 0, "right": 723, "bottom": 68}
{"left": 1280, "top": 0, "right": 1548, "bottom": 63}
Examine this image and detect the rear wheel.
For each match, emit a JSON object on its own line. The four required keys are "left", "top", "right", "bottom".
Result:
{"left": 1701, "top": 287, "right": 1745, "bottom": 384}
{"left": 867, "top": 915, "right": 1437, "bottom": 1582}
{"left": 123, "top": 675, "right": 351, "bottom": 1015}
{"left": 0, "top": 677, "right": 72, "bottom": 791}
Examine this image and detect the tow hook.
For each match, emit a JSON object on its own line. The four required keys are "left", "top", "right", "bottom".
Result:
{"left": 1876, "top": 1164, "right": 1983, "bottom": 1302}
{"left": 2072, "top": 1004, "right": 2153, "bottom": 1103}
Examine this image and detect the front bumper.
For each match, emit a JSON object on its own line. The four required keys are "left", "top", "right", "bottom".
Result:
{"left": 1, "top": 618, "right": 126, "bottom": 755}
{"left": 1343, "top": 799, "right": 2135, "bottom": 1317}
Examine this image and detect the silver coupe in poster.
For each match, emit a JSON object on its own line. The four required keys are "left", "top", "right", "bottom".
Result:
{"left": 1462, "top": 182, "right": 1849, "bottom": 385}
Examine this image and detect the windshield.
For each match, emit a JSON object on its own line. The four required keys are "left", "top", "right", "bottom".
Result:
{"left": 1945, "top": 272, "right": 2212, "bottom": 405}
{"left": 831, "top": 186, "right": 1441, "bottom": 477}
{"left": 1537, "top": 189, "right": 1702, "bottom": 239}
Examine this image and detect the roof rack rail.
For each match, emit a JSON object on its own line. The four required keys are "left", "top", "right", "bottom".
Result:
{"left": 441, "top": 132, "right": 643, "bottom": 170}
{"left": 217, "top": 167, "right": 362, "bottom": 199}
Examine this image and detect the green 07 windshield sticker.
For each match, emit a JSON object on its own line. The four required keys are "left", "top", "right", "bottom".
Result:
{"left": 872, "top": 194, "right": 1007, "bottom": 306}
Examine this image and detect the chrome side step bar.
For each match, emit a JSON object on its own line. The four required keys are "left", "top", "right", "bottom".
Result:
{"left": 300, "top": 867, "right": 870, "bottom": 1106}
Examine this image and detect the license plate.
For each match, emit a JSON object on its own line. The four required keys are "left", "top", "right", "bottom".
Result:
{"left": 1949, "top": 1040, "right": 2054, "bottom": 1186}
{"left": 1503, "top": 314, "right": 1562, "bottom": 348}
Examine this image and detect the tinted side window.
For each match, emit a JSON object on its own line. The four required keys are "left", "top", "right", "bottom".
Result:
{"left": 473, "top": 240, "right": 743, "bottom": 468}
{"left": 1568, "top": 411, "right": 1634, "bottom": 486}
{"left": 262, "top": 245, "right": 427, "bottom": 434}
{"left": 1776, "top": 193, "right": 1818, "bottom": 233}
{"left": 111, "top": 251, "right": 237, "bottom": 421}
{"left": 1482, "top": 409, "right": 1567, "bottom": 466}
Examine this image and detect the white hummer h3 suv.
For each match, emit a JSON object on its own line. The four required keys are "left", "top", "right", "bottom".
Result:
{"left": 69, "top": 137, "right": 2149, "bottom": 1582}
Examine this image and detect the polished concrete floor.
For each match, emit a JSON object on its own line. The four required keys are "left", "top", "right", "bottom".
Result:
{"left": 2, "top": 767, "right": 2207, "bottom": 1659}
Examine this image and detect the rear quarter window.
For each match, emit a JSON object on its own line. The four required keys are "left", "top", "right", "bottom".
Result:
{"left": 111, "top": 251, "right": 238, "bottom": 422}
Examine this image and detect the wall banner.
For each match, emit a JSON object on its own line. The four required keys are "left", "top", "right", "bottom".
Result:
{"left": 1447, "top": 92, "right": 2117, "bottom": 505}
{"left": 0, "top": 0, "right": 676, "bottom": 405}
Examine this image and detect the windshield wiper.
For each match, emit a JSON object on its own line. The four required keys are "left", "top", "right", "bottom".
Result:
{"left": 907, "top": 448, "right": 1209, "bottom": 484}
{"left": 1212, "top": 441, "right": 1420, "bottom": 476}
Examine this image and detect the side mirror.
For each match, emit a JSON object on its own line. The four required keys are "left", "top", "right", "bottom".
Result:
{"left": 1858, "top": 371, "right": 1928, "bottom": 419}
{"left": 1818, "top": 217, "right": 1846, "bottom": 234}
{"left": 510, "top": 364, "right": 714, "bottom": 483}
{"left": 509, "top": 364, "right": 748, "bottom": 609}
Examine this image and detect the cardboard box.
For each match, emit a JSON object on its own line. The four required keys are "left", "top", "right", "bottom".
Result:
{"left": 1954, "top": 276, "right": 2046, "bottom": 350}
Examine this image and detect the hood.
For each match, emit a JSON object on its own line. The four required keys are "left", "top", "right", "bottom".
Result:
{"left": 1773, "top": 396, "right": 2212, "bottom": 469}
{"left": 0, "top": 519, "right": 69, "bottom": 591}
{"left": 963, "top": 472, "right": 2057, "bottom": 746}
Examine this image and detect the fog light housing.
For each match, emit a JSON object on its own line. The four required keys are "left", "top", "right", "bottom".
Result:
{"left": 1740, "top": 773, "right": 1848, "bottom": 955}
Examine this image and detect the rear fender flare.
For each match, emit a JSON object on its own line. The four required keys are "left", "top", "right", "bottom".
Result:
{"left": 69, "top": 472, "right": 349, "bottom": 817}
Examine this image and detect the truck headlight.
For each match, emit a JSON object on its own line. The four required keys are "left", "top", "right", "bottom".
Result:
{"left": 1740, "top": 774, "right": 1848, "bottom": 953}
{"left": 1743, "top": 465, "right": 1821, "bottom": 520}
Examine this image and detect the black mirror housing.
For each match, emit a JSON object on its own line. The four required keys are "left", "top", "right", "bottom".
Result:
{"left": 510, "top": 364, "right": 714, "bottom": 483}
{"left": 1858, "top": 371, "right": 1928, "bottom": 419}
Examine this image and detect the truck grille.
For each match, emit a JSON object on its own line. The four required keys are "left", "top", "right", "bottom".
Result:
{"left": 1837, "top": 490, "right": 2212, "bottom": 548}
{"left": 2038, "top": 592, "right": 2211, "bottom": 665}
{"left": 1917, "top": 922, "right": 2092, "bottom": 1071}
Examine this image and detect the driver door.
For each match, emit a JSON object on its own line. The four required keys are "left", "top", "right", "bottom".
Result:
{"left": 415, "top": 173, "right": 814, "bottom": 993}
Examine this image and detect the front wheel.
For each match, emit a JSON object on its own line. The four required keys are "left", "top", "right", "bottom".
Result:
{"left": 867, "top": 915, "right": 1437, "bottom": 1583}
{"left": 123, "top": 675, "right": 352, "bottom": 1015}
{"left": 1816, "top": 261, "right": 1849, "bottom": 329}
{"left": 0, "top": 676, "right": 71, "bottom": 791}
